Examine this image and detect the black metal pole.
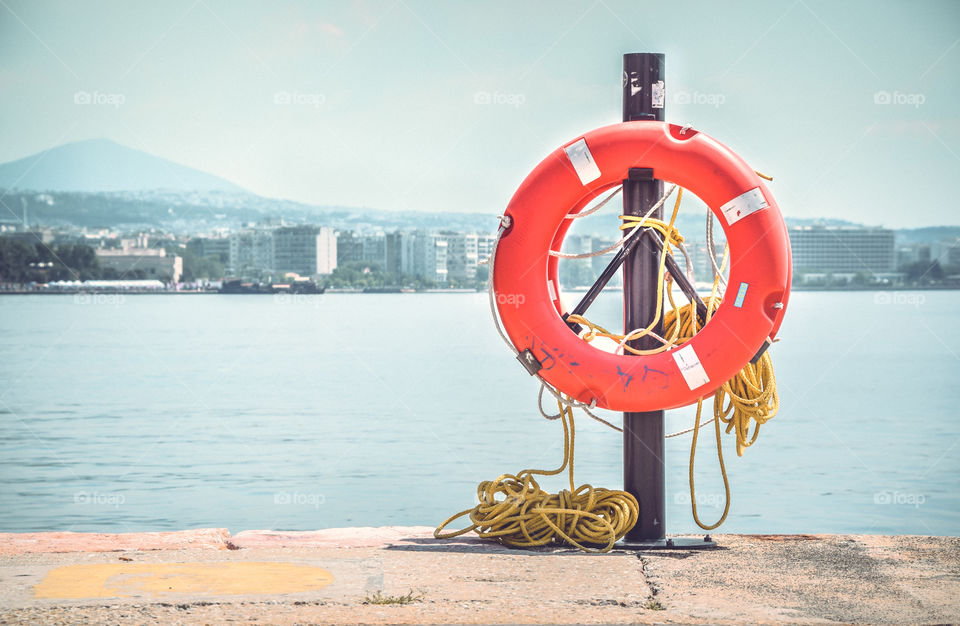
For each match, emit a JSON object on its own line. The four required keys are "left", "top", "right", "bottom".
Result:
{"left": 622, "top": 52, "right": 666, "bottom": 543}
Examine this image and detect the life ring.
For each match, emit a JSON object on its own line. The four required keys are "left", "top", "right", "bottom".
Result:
{"left": 493, "top": 121, "right": 791, "bottom": 412}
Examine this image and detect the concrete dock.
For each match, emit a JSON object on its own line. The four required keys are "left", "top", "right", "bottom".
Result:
{"left": 0, "top": 527, "right": 957, "bottom": 624}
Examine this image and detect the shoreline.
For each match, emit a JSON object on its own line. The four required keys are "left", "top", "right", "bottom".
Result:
{"left": 1, "top": 526, "right": 957, "bottom": 554}
{"left": 1, "top": 285, "right": 959, "bottom": 295}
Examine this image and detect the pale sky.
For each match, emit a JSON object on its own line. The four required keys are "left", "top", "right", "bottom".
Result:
{"left": 1, "top": 0, "right": 958, "bottom": 228}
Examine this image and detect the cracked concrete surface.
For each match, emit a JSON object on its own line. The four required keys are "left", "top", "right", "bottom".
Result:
{"left": 0, "top": 529, "right": 957, "bottom": 624}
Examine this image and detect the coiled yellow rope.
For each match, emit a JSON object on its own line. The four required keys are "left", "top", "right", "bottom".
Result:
{"left": 434, "top": 400, "right": 639, "bottom": 552}
{"left": 560, "top": 199, "right": 780, "bottom": 530}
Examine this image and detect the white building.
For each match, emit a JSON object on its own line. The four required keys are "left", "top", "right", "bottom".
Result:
{"left": 318, "top": 227, "right": 337, "bottom": 275}
{"left": 401, "top": 230, "right": 448, "bottom": 283}
{"left": 789, "top": 226, "right": 894, "bottom": 274}
{"left": 228, "top": 225, "right": 336, "bottom": 278}
{"left": 443, "top": 232, "right": 479, "bottom": 281}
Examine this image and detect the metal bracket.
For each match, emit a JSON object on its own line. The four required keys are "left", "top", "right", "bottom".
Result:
{"left": 616, "top": 535, "right": 717, "bottom": 551}
{"left": 750, "top": 337, "right": 773, "bottom": 364}
{"left": 516, "top": 349, "right": 543, "bottom": 375}
{"left": 562, "top": 313, "right": 583, "bottom": 335}
{"left": 627, "top": 167, "right": 655, "bottom": 181}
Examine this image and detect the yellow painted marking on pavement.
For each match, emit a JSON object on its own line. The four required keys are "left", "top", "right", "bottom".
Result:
{"left": 33, "top": 561, "right": 334, "bottom": 599}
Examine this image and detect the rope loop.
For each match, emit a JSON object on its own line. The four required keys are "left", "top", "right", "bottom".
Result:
{"left": 435, "top": 400, "right": 638, "bottom": 552}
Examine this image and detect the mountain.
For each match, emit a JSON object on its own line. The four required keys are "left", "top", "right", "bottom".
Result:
{"left": 0, "top": 139, "right": 246, "bottom": 194}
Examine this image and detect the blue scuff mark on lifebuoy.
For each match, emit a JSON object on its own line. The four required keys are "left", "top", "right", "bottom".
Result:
{"left": 570, "top": 361, "right": 579, "bottom": 367}
{"left": 535, "top": 340, "right": 556, "bottom": 371}
{"left": 641, "top": 364, "right": 669, "bottom": 390}
{"left": 616, "top": 366, "right": 633, "bottom": 392}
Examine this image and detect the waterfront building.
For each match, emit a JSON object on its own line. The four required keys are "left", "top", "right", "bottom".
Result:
{"left": 96, "top": 246, "right": 182, "bottom": 282}
{"left": 679, "top": 240, "right": 727, "bottom": 284}
{"left": 337, "top": 231, "right": 388, "bottom": 269}
{"left": 187, "top": 236, "right": 230, "bottom": 263}
{"left": 336, "top": 231, "right": 364, "bottom": 266}
{"left": 385, "top": 231, "right": 404, "bottom": 275}
{"left": 273, "top": 225, "right": 337, "bottom": 276}
{"left": 443, "top": 232, "right": 479, "bottom": 281}
{"left": 228, "top": 228, "right": 274, "bottom": 276}
{"left": 789, "top": 226, "right": 894, "bottom": 274}
{"left": 401, "top": 230, "right": 448, "bottom": 283}
{"left": 477, "top": 234, "right": 497, "bottom": 265}
{"left": 361, "top": 233, "right": 386, "bottom": 268}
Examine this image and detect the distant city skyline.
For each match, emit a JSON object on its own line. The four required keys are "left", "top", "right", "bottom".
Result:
{"left": 1, "top": 0, "right": 958, "bottom": 228}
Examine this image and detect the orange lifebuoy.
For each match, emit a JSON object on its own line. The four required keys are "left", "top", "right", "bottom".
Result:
{"left": 493, "top": 121, "right": 791, "bottom": 412}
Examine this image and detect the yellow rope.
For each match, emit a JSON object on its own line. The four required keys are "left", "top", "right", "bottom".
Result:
{"left": 560, "top": 199, "right": 781, "bottom": 531}
{"left": 434, "top": 400, "right": 639, "bottom": 552}
{"left": 441, "top": 182, "right": 780, "bottom": 546}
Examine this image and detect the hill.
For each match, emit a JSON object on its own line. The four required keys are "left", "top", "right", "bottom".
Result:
{"left": 0, "top": 139, "right": 245, "bottom": 194}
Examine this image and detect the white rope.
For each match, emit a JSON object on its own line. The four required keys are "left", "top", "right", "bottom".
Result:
{"left": 562, "top": 186, "right": 622, "bottom": 220}
{"left": 580, "top": 404, "right": 625, "bottom": 431}
{"left": 615, "top": 327, "right": 675, "bottom": 355}
{"left": 536, "top": 384, "right": 562, "bottom": 420}
{"left": 666, "top": 416, "right": 717, "bottom": 438}
{"left": 676, "top": 240, "right": 696, "bottom": 285}
{"left": 548, "top": 184, "right": 678, "bottom": 259}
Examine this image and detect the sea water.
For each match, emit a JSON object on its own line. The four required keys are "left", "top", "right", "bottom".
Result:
{"left": 0, "top": 291, "right": 957, "bottom": 535}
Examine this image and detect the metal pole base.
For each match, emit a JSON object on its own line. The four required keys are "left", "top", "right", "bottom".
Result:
{"left": 615, "top": 535, "right": 717, "bottom": 550}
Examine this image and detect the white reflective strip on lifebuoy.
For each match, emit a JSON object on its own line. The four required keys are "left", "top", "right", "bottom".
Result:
{"left": 672, "top": 344, "right": 710, "bottom": 390}
{"left": 564, "top": 138, "right": 601, "bottom": 185}
{"left": 547, "top": 279, "right": 558, "bottom": 302}
{"left": 720, "top": 187, "right": 768, "bottom": 226}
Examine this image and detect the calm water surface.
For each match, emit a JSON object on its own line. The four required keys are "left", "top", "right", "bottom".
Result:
{"left": 1, "top": 291, "right": 958, "bottom": 535}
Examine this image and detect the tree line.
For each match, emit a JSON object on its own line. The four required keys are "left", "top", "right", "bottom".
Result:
{"left": 0, "top": 238, "right": 104, "bottom": 283}
{"left": 0, "top": 238, "right": 223, "bottom": 284}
